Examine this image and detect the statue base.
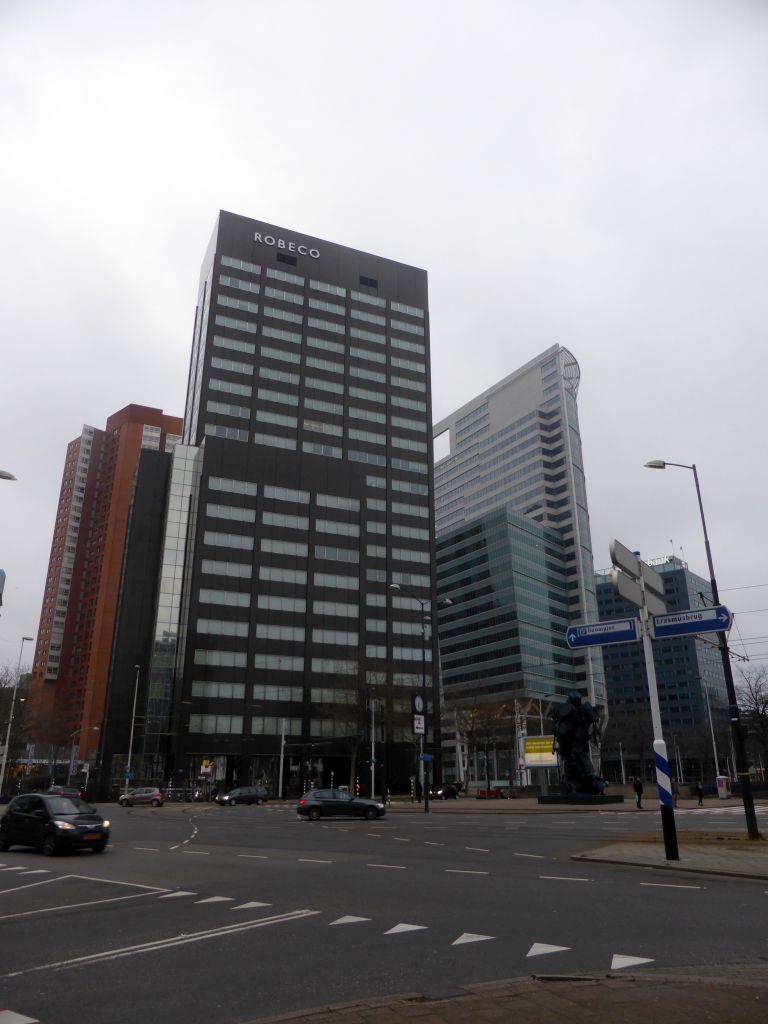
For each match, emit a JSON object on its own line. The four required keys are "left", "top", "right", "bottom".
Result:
{"left": 538, "top": 794, "right": 625, "bottom": 805}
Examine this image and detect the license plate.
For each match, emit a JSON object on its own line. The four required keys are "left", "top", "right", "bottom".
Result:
{"left": 84, "top": 833, "right": 100, "bottom": 840}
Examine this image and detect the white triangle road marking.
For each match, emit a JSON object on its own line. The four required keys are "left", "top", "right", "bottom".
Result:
{"left": 329, "top": 915, "right": 372, "bottom": 926}
{"left": 232, "top": 901, "right": 272, "bottom": 910}
{"left": 452, "top": 933, "right": 494, "bottom": 946}
{"left": 158, "top": 890, "right": 197, "bottom": 898}
{"left": 611, "top": 954, "right": 655, "bottom": 971}
{"left": 384, "top": 923, "right": 428, "bottom": 935}
{"left": 527, "top": 943, "right": 571, "bottom": 957}
{"left": 0, "top": 1011, "right": 40, "bottom": 1023}
{"left": 196, "top": 896, "right": 234, "bottom": 904}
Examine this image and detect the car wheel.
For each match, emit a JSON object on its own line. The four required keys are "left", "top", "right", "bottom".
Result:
{"left": 364, "top": 806, "right": 378, "bottom": 820}
{"left": 42, "top": 834, "right": 59, "bottom": 857}
{"left": 255, "top": 798, "right": 262, "bottom": 805}
{"left": 308, "top": 807, "right": 321, "bottom": 821}
{"left": 118, "top": 798, "right": 128, "bottom": 807}
{"left": 92, "top": 842, "right": 107, "bottom": 854}
{"left": 150, "top": 799, "right": 160, "bottom": 807}
{"left": 0, "top": 833, "right": 11, "bottom": 852}
{"left": 229, "top": 798, "right": 237, "bottom": 807}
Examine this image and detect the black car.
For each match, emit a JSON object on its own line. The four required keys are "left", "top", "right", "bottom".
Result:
{"left": 47, "top": 785, "right": 85, "bottom": 799}
{"left": 297, "top": 788, "right": 385, "bottom": 821}
{"left": 430, "top": 784, "right": 459, "bottom": 800}
{"left": 0, "top": 793, "right": 110, "bottom": 855}
{"left": 216, "top": 785, "right": 270, "bottom": 806}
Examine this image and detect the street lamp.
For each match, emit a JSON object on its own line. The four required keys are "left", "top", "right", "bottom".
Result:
{"left": 125, "top": 665, "right": 141, "bottom": 796}
{"left": 389, "top": 584, "right": 452, "bottom": 814}
{"left": 66, "top": 725, "right": 100, "bottom": 784}
{"left": 0, "top": 471, "right": 17, "bottom": 481}
{"left": 645, "top": 459, "right": 760, "bottom": 838}
{"left": 0, "top": 636, "right": 34, "bottom": 796}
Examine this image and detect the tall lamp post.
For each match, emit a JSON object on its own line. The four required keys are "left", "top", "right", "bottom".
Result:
{"left": 125, "top": 665, "right": 141, "bottom": 796}
{"left": 389, "top": 584, "right": 452, "bottom": 814}
{"left": 645, "top": 459, "right": 760, "bottom": 839}
{"left": 0, "top": 636, "right": 34, "bottom": 796}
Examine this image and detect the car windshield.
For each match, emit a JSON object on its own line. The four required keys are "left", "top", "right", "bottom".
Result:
{"left": 46, "top": 796, "right": 94, "bottom": 815}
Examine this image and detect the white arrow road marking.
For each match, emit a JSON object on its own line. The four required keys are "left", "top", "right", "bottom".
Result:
{"left": 195, "top": 896, "right": 234, "bottom": 904}
{"left": 611, "top": 954, "right": 655, "bottom": 971}
{"left": 3, "top": 909, "right": 320, "bottom": 977}
{"left": 385, "top": 923, "right": 428, "bottom": 935}
{"left": 158, "top": 891, "right": 197, "bottom": 899}
{"left": 0, "top": 1009, "right": 40, "bottom": 1023}
{"left": 329, "top": 916, "right": 371, "bottom": 925}
{"left": 452, "top": 933, "right": 494, "bottom": 946}
{"left": 232, "top": 901, "right": 271, "bottom": 910}
{"left": 527, "top": 943, "right": 571, "bottom": 957}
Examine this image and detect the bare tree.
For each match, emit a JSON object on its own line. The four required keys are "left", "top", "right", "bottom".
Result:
{"left": 737, "top": 667, "right": 768, "bottom": 770}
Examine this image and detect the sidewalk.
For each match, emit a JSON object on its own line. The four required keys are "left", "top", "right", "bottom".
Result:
{"left": 247, "top": 966, "right": 768, "bottom": 1024}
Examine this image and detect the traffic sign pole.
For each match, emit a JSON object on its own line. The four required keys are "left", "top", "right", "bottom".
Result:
{"left": 638, "top": 570, "right": 679, "bottom": 860}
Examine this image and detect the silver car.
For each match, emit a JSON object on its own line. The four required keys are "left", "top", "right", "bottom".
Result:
{"left": 118, "top": 787, "right": 164, "bottom": 807}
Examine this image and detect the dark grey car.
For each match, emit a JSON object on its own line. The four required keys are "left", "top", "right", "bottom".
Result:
{"left": 0, "top": 793, "right": 110, "bottom": 855}
{"left": 297, "top": 788, "right": 385, "bottom": 821}
{"left": 216, "top": 785, "right": 270, "bottom": 806}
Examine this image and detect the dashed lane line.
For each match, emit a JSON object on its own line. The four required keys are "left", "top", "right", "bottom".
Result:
{"left": 445, "top": 869, "right": 489, "bottom": 875}
{"left": 367, "top": 863, "right": 406, "bottom": 870}
{"left": 298, "top": 858, "right": 333, "bottom": 864}
{"left": 640, "top": 882, "right": 703, "bottom": 890}
{"left": 540, "top": 875, "right": 591, "bottom": 882}
{"left": 513, "top": 852, "right": 544, "bottom": 859}
{"left": 466, "top": 847, "right": 489, "bottom": 852}
{"left": 238, "top": 854, "right": 268, "bottom": 859}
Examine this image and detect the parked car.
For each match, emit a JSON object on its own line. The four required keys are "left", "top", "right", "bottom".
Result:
{"left": 118, "top": 787, "right": 164, "bottom": 807}
{"left": 47, "top": 785, "right": 84, "bottom": 799}
{"left": 0, "top": 793, "right": 110, "bottom": 855}
{"left": 297, "top": 788, "right": 385, "bottom": 821}
{"left": 476, "top": 787, "right": 508, "bottom": 799}
{"left": 216, "top": 785, "right": 270, "bottom": 806}
{"left": 430, "top": 784, "right": 459, "bottom": 800}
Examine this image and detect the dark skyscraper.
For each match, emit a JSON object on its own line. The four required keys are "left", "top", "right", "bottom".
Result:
{"left": 129, "top": 213, "right": 438, "bottom": 797}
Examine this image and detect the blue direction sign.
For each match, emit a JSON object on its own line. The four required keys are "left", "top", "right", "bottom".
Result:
{"left": 650, "top": 605, "right": 731, "bottom": 640}
{"left": 566, "top": 618, "right": 639, "bottom": 649}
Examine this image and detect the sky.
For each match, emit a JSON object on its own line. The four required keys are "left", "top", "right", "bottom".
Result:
{"left": 2, "top": 0, "right": 767, "bottom": 676}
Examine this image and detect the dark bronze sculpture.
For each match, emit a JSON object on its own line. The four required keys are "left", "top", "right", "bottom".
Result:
{"left": 553, "top": 690, "right": 606, "bottom": 797}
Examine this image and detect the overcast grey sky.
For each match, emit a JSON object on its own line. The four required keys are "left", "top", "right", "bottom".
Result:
{"left": 2, "top": 0, "right": 767, "bottom": 673}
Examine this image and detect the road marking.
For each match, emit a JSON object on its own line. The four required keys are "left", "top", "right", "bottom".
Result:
{"left": 367, "top": 863, "right": 406, "bottom": 870}
{"left": 299, "top": 858, "right": 333, "bottom": 864}
{"left": 393, "top": 837, "right": 410, "bottom": 842}
{"left": 135, "top": 847, "right": 160, "bottom": 852}
{"left": 527, "top": 943, "right": 571, "bottom": 957}
{"left": 611, "top": 953, "right": 655, "bottom": 971}
{"left": 0, "top": 1009, "right": 40, "bottom": 1023}
{"left": 0, "top": 867, "right": 27, "bottom": 872}
{"left": 424, "top": 841, "right": 444, "bottom": 846}
{"left": 466, "top": 847, "right": 489, "bottom": 852}
{"left": 513, "top": 853, "right": 544, "bottom": 859}
{"left": 17, "top": 870, "right": 51, "bottom": 876}
{"left": 0, "top": 890, "right": 164, "bottom": 921}
{"left": 540, "top": 876, "right": 591, "bottom": 882}
{"left": 182, "top": 850, "right": 210, "bottom": 856}
{"left": 445, "top": 869, "right": 489, "bottom": 875}
{"left": 232, "top": 901, "right": 271, "bottom": 910}
{"left": 384, "top": 923, "right": 427, "bottom": 935}
{"left": 453, "top": 933, "right": 494, "bottom": 945}
{"left": 2, "top": 909, "right": 320, "bottom": 977}
{"left": 367, "top": 833, "right": 382, "bottom": 838}
{"left": 329, "top": 915, "right": 371, "bottom": 925}
{"left": 196, "top": 896, "right": 234, "bottom": 904}
{"left": 0, "top": 875, "right": 67, "bottom": 897}
{"left": 169, "top": 845, "right": 180, "bottom": 850}
{"left": 157, "top": 891, "right": 197, "bottom": 899}
{"left": 640, "top": 883, "right": 703, "bottom": 890}
{"left": 237, "top": 854, "right": 268, "bottom": 859}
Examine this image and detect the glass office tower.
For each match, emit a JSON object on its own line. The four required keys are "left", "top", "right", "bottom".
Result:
{"left": 140, "top": 212, "right": 439, "bottom": 796}
{"left": 434, "top": 346, "right": 605, "bottom": 711}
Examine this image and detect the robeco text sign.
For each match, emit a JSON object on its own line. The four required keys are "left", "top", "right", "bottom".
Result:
{"left": 254, "top": 232, "right": 320, "bottom": 258}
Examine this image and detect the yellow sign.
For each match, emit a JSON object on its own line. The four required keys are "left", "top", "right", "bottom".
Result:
{"left": 523, "top": 735, "right": 558, "bottom": 767}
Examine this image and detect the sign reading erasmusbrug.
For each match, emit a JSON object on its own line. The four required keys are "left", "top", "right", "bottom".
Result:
{"left": 523, "top": 735, "right": 558, "bottom": 767}
{"left": 254, "top": 232, "right": 320, "bottom": 258}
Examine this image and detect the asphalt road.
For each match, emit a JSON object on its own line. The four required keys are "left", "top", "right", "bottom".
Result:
{"left": 1, "top": 801, "right": 767, "bottom": 1024}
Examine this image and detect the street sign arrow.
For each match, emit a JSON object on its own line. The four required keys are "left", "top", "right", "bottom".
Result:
{"left": 650, "top": 606, "right": 731, "bottom": 639}
{"left": 566, "top": 618, "right": 639, "bottom": 649}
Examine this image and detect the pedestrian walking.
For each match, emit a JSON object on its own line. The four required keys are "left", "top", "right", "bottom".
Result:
{"left": 695, "top": 781, "right": 704, "bottom": 807}
{"left": 633, "top": 777, "right": 643, "bottom": 809}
